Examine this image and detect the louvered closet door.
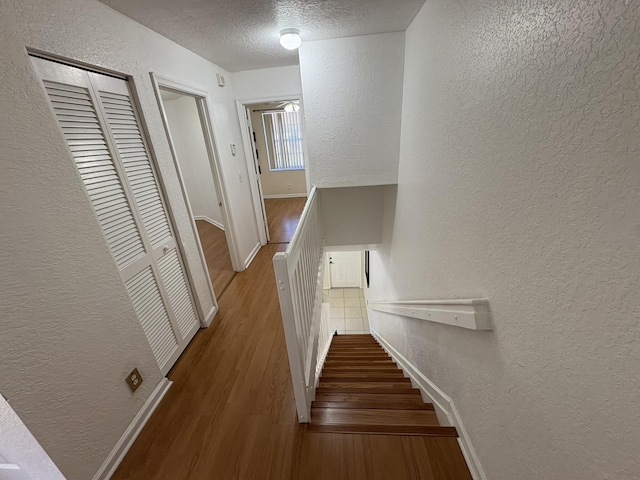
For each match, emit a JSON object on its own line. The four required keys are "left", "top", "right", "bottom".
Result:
{"left": 32, "top": 57, "right": 200, "bottom": 375}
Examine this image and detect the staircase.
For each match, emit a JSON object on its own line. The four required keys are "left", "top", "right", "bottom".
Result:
{"left": 308, "top": 334, "right": 458, "bottom": 436}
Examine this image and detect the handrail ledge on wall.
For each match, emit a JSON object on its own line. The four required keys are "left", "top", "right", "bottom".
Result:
{"left": 368, "top": 298, "right": 492, "bottom": 331}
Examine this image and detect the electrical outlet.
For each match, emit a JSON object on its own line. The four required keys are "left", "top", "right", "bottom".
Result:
{"left": 126, "top": 368, "right": 143, "bottom": 393}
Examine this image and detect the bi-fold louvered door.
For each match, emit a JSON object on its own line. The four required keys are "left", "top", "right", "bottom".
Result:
{"left": 31, "top": 56, "right": 200, "bottom": 375}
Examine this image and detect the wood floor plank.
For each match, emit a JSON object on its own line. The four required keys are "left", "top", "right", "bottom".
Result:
{"left": 195, "top": 220, "right": 235, "bottom": 298}
{"left": 264, "top": 197, "right": 306, "bottom": 243}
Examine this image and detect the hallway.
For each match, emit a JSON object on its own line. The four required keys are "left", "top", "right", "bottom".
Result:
{"left": 112, "top": 222, "right": 471, "bottom": 479}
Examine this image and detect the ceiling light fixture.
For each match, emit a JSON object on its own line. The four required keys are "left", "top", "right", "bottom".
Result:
{"left": 279, "top": 28, "right": 302, "bottom": 50}
{"left": 283, "top": 101, "right": 300, "bottom": 113}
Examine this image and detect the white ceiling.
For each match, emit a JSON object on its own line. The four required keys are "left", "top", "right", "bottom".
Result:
{"left": 99, "top": 0, "right": 425, "bottom": 72}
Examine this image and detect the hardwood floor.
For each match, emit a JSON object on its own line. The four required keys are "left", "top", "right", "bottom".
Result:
{"left": 264, "top": 197, "right": 306, "bottom": 243}
{"left": 195, "top": 220, "right": 235, "bottom": 297}
{"left": 112, "top": 244, "right": 471, "bottom": 479}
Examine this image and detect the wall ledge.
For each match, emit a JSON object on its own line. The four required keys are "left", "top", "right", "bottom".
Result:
{"left": 369, "top": 298, "right": 492, "bottom": 330}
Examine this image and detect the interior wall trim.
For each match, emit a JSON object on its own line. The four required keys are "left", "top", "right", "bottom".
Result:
{"left": 263, "top": 193, "right": 308, "bottom": 199}
{"left": 193, "top": 215, "right": 225, "bottom": 231}
{"left": 92, "top": 378, "right": 172, "bottom": 480}
{"left": 244, "top": 242, "right": 262, "bottom": 270}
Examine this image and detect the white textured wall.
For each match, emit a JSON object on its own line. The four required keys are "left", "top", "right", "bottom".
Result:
{"left": 319, "top": 186, "right": 396, "bottom": 249}
{"left": 369, "top": 1, "right": 640, "bottom": 479}
{"left": 299, "top": 33, "right": 405, "bottom": 187}
{"left": 0, "top": 0, "right": 258, "bottom": 478}
{"left": 162, "top": 95, "right": 224, "bottom": 226}
{"left": 232, "top": 65, "right": 303, "bottom": 100}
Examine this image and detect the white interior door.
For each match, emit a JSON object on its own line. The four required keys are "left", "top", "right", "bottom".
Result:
{"left": 245, "top": 107, "right": 269, "bottom": 242}
{"left": 32, "top": 56, "right": 200, "bottom": 375}
{"left": 329, "top": 251, "right": 362, "bottom": 288}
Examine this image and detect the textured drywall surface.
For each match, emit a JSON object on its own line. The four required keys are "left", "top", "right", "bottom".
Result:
{"left": 369, "top": 0, "right": 640, "bottom": 479}
{"left": 0, "top": 0, "right": 258, "bottom": 478}
{"left": 0, "top": 396, "right": 65, "bottom": 480}
{"left": 98, "top": 0, "right": 423, "bottom": 71}
{"left": 249, "top": 105, "right": 307, "bottom": 196}
{"left": 162, "top": 94, "right": 223, "bottom": 225}
{"left": 232, "top": 65, "right": 303, "bottom": 100}
{"left": 300, "top": 33, "right": 405, "bottom": 187}
{"left": 319, "top": 186, "right": 396, "bottom": 248}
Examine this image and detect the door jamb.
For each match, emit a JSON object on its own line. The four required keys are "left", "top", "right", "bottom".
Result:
{"left": 150, "top": 73, "right": 241, "bottom": 325}
{"left": 236, "top": 95, "right": 310, "bottom": 246}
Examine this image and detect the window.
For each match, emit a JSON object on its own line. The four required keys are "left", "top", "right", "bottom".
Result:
{"left": 262, "top": 110, "right": 305, "bottom": 171}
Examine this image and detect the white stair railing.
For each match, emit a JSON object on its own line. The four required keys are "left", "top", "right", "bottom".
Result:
{"left": 273, "top": 186, "right": 329, "bottom": 422}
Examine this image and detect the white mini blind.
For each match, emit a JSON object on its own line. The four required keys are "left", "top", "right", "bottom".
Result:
{"left": 43, "top": 81, "right": 146, "bottom": 270}
{"left": 263, "top": 111, "right": 304, "bottom": 171}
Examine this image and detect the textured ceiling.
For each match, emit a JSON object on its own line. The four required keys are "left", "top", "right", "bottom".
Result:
{"left": 99, "top": 0, "right": 424, "bottom": 71}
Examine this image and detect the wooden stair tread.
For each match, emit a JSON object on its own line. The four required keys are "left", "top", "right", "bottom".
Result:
{"left": 320, "top": 375, "right": 410, "bottom": 383}
{"left": 313, "top": 401, "right": 434, "bottom": 410}
{"left": 314, "top": 392, "right": 425, "bottom": 403}
{"left": 311, "top": 408, "right": 439, "bottom": 427}
{"left": 322, "top": 364, "right": 400, "bottom": 371}
{"left": 321, "top": 371, "right": 406, "bottom": 378}
{"left": 324, "top": 359, "right": 395, "bottom": 365}
{"left": 306, "top": 424, "right": 458, "bottom": 437}
{"left": 316, "top": 386, "right": 418, "bottom": 394}
{"left": 313, "top": 335, "right": 448, "bottom": 437}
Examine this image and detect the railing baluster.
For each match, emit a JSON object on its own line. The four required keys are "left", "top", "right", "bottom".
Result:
{"left": 273, "top": 187, "right": 330, "bottom": 423}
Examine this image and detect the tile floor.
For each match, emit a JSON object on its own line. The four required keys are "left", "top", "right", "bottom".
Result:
{"left": 323, "top": 288, "right": 370, "bottom": 334}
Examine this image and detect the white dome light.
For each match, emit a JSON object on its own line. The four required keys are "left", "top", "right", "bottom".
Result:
{"left": 280, "top": 28, "right": 302, "bottom": 50}
{"left": 283, "top": 101, "right": 300, "bottom": 113}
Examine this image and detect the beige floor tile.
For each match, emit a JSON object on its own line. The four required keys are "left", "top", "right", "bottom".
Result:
{"left": 344, "top": 297, "right": 360, "bottom": 307}
{"left": 329, "top": 297, "right": 345, "bottom": 307}
{"left": 343, "top": 288, "right": 360, "bottom": 297}
{"left": 345, "top": 317, "right": 364, "bottom": 331}
{"left": 330, "top": 317, "right": 345, "bottom": 332}
{"left": 344, "top": 306, "right": 362, "bottom": 317}
{"left": 359, "top": 298, "right": 367, "bottom": 308}
{"left": 330, "top": 306, "right": 345, "bottom": 319}
{"left": 359, "top": 289, "right": 365, "bottom": 298}
{"left": 329, "top": 288, "right": 344, "bottom": 298}
{"left": 363, "top": 316, "right": 370, "bottom": 329}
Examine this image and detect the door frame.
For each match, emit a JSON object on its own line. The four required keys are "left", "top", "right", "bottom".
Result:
{"left": 150, "top": 73, "right": 242, "bottom": 321}
{"left": 236, "top": 95, "right": 310, "bottom": 246}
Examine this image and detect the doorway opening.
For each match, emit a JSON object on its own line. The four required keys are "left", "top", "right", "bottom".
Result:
{"left": 323, "top": 250, "right": 370, "bottom": 334}
{"left": 238, "top": 99, "right": 309, "bottom": 245}
{"left": 155, "top": 84, "right": 236, "bottom": 297}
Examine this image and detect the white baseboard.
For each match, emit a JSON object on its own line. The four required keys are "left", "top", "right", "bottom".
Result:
{"left": 193, "top": 215, "right": 225, "bottom": 231}
{"left": 371, "top": 329, "right": 486, "bottom": 480}
{"left": 244, "top": 242, "right": 261, "bottom": 269}
{"left": 263, "top": 193, "right": 307, "bottom": 199}
{"left": 92, "top": 378, "right": 172, "bottom": 480}
{"left": 202, "top": 305, "right": 217, "bottom": 328}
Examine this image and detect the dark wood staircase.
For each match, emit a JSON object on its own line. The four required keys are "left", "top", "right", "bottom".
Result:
{"left": 308, "top": 334, "right": 458, "bottom": 437}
